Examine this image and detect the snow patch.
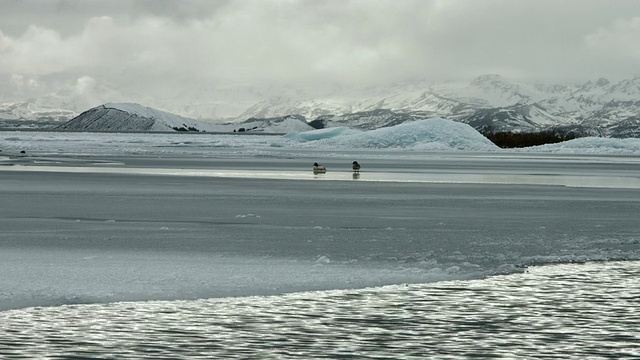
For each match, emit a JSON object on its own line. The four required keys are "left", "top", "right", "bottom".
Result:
{"left": 235, "top": 214, "right": 261, "bottom": 219}
{"left": 315, "top": 255, "right": 331, "bottom": 264}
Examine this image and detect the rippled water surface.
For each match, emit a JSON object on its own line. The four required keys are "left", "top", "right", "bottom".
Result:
{"left": 1, "top": 261, "right": 638, "bottom": 359}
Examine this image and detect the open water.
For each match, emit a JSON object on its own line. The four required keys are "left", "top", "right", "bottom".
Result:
{"left": 0, "top": 261, "right": 638, "bottom": 359}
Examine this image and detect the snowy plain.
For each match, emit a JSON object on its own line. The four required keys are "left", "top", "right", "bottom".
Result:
{"left": 1, "top": 118, "right": 640, "bottom": 311}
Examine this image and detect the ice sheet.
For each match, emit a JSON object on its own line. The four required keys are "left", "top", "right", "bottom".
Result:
{"left": 2, "top": 152, "right": 640, "bottom": 310}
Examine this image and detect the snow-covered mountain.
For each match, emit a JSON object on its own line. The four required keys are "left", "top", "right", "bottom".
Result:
{"left": 236, "top": 74, "right": 640, "bottom": 137}
{"left": 57, "top": 103, "right": 314, "bottom": 133}
{"left": 5, "top": 74, "right": 640, "bottom": 137}
{"left": 455, "top": 75, "right": 640, "bottom": 137}
{"left": 235, "top": 115, "right": 315, "bottom": 133}
{"left": 0, "top": 101, "right": 76, "bottom": 129}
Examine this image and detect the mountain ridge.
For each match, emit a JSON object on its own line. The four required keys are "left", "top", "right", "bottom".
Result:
{"left": 222, "top": 74, "right": 639, "bottom": 137}
{"left": 0, "top": 101, "right": 77, "bottom": 129}
{"left": 3, "top": 74, "right": 640, "bottom": 137}
{"left": 57, "top": 103, "right": 315, "bottom": 133}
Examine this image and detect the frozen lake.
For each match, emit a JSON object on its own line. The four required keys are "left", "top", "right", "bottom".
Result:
{"left": 2, "top": 149, "right": 639, "bottom": 310}
{"left": 1, "top": 130, "right": 640, "bottom": 357}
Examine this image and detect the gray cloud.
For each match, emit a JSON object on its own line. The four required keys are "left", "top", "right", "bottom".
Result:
{"left": 1, "top": 0, "right": 639, "bottom": 112}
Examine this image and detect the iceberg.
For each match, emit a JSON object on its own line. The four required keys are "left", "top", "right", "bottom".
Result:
{"left": 284, "top": 118, "right": 499, "bottom": 151}
{"left": 527, "top": 136, "right": 640, "bottom": 155}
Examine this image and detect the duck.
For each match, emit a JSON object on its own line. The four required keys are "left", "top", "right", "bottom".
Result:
{"left": 313, "top": 162, "right": 326, "bottom": 173}
{"left": 352, "top": 161, "right": 361, "bottom": 172}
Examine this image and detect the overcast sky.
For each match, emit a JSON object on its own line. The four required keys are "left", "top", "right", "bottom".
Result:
{"left": 1, "top": 0, "right": 639, "bottom": 111}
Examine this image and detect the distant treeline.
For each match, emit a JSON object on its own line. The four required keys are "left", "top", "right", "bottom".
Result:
{"left": 482, "top": 129, "right": 582, "bottom": 148}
